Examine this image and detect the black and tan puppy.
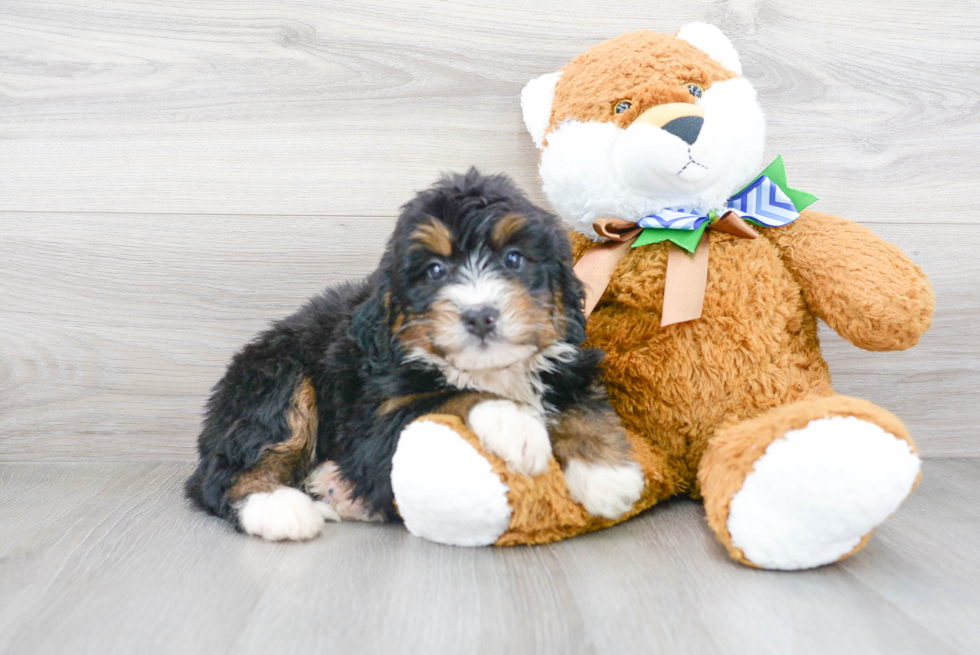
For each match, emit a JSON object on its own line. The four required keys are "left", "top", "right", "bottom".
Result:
{"left": 186, "top": 170, "right": 644, "bottom": 541}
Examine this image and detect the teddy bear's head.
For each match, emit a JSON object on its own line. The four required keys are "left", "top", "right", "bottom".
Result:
{"left": 521, "top": 23, "right": 765, "bottom": 239}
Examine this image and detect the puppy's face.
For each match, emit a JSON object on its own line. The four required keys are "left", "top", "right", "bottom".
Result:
{"left": 384, "top": 172, "right": 583, "bottom": 374}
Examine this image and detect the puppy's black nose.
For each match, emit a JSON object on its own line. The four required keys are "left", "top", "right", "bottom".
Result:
{"left": 461, "top": 306, "right": 499, "bottom": 339}
{"left": 662, "top": 115, "right": 704, "bottom": 145}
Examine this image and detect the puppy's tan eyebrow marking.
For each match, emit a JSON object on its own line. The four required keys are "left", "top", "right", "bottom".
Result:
{"left": 492, "top": 213, "right": 526, "bottom": 249}
{"left": 410, "top": 217, "right": 453, "bottom": 257}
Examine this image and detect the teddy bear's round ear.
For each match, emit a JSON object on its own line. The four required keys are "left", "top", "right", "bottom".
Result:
{"left": 520, "top": 71, "right": 562, "bottom": 150}
{"left": 675, "top": 22, "right": 743, "bottom": 75}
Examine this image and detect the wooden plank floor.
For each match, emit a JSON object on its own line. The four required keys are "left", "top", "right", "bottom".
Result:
{"left": 0, "top": 458, "right": 976, "bottom": 655}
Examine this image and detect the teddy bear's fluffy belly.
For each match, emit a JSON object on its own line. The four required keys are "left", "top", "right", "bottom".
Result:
{"left": 584, "top": 233, "right": 833, "bottom": 488}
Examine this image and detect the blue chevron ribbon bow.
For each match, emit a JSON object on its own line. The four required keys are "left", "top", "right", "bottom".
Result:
{"left": 632, "top": 156, "right": 819, "bottom": 252}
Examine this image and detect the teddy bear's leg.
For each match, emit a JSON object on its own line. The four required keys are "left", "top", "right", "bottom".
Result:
{"left": 391, "top": 414, "right": 678, "bottom": 546}
{"left": 390, "top": 416, "right": 513, "bottom": 546}
{"left": 698, "top": 395, "right": 921, "bottom": 570}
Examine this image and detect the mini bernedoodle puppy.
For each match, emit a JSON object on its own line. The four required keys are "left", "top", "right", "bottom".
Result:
{"left": 186, "top": 169, "right": 644, "bottom": 541}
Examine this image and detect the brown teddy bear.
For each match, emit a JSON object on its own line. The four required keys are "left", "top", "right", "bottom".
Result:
{"left": 387, "top": 23, "right": 934, "bottom": 570}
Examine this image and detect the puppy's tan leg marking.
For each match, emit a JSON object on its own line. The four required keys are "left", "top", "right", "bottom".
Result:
{"left": 230, "top": 378, "right": 327, "bottom": 541}
{"left": 552, "top": 404, "right": 644, "bottom": 519}
{"left": 551, "top": 404, "right": 631, "bottom": 465}
{"left": 377, "top": 391, "right": 444, "bottom": 416}
{"left": 436, "top": 392, "right": 501, "bottom": 420}
{"left": 306, "top": 462, "right": 384, "bottom": 522}
{"left": 229, "top": 377, "right": 319, "bottom": 501}
{"left": 229, "top": 378, "right": 332, "bottom": 541}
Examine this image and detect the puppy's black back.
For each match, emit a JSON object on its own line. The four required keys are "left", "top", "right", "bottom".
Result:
{"left": 186, "top": 169, "right": 602, "bottom": 532}
{"left": 186, "top": 281, "right": 369, "bottom": 522}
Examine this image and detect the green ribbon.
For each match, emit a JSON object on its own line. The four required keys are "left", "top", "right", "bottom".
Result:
{"left": 632, "top": 156, "right": 818, "bottom": 253}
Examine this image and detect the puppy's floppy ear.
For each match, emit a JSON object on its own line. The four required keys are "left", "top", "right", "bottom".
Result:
{"left": 675, "top": 22, "right": 743, "bottom": 75}
{"left": 521, "top": 71, "right": 562, "bottom": 149}
{"left": 350, "top": 265, "right": 397, "bottom": 374}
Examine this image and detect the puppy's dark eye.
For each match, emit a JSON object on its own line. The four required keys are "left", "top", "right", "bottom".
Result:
{"left": 503, "top": 251, "right": 525, "bottom": 270}
{"left": 426, "top": 261, "right": 447, "bottom": 280}
{"left": 687, "top": 83, "right": 703, "bottom": 99}
{"left": 613, "top": 100, "right": 632, "bottom": 114}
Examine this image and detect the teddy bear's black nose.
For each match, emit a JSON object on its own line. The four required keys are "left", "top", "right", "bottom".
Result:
{"left": 662, "top": 116, "right": 704, "bottom": 145}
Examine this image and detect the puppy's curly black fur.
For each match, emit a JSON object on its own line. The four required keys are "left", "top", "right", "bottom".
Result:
{"left": 186, "top": 169, "right": 638, "bottom": 536}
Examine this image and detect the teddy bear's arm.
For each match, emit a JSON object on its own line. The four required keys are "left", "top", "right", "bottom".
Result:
{"left": 761, "top": 209, "right": 935, "bottom": 351}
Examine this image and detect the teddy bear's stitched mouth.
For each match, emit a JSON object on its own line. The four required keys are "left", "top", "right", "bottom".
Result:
{"left": 676, "top": 148, "right": 709, "bottom": 177}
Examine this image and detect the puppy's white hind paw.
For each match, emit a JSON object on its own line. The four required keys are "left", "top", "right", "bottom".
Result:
{"left": 468, "top": 400, "right": 552, "bottom": 476}
{"left": 237, "top": 486, "right": 325, "bottom": 541}
{"left": 564, "top": 460, "right": 645, "bottom": 519}
{"left": 312, "top": 500, "right": 342, "bottom": 523}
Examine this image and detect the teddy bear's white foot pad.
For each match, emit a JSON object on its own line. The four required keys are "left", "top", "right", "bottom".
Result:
{"left": 391, "top": 420, "right": 512, "bottom": 547}
{"left": 727, "top": 416, "right": 920, "bottom": 570}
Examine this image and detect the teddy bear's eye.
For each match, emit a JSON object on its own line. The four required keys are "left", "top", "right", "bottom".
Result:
{"left": 613, "top": 100, "right": 632, "bottom": 114}
{"left": 687, "top": 83, "right": 704, "bottom": 99}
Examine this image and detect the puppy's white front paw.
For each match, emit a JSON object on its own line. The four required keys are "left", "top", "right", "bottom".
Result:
{"left": 564, "top": 460, "right": 644, "bottom": 519}
{"left": 468, "top": 400, "right": 552, "bottom": 476}
{"left": 237, "top": 486, "right": 325, "bottom": 541}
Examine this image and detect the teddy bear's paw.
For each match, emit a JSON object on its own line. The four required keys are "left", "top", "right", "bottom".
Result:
{"left": 564, "top": 459, "right": 645, "bottom": 519}
{"left": 726, "top": 416, "right": 921, "bottom": 570}
{"left": 236, "top": 486, "right": 325, "bottom": 541}
{"left": 392, "top": 419, "right": 512, "bottom": 547}
{"left": 468, "top": 400, "right": 552, "bottom": 476}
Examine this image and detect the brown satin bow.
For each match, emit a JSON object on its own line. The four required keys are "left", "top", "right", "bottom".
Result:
{"left": 572, "top": 212, "right": 760, "bottom": 326}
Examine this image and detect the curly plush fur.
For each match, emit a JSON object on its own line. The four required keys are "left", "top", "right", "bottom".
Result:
{"left": 389, "top": 25, "right": 933, "bottom": 569}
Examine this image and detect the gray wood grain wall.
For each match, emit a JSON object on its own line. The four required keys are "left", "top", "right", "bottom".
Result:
{"left": 1, "top": 0, "right": 978, "bottom": 460}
